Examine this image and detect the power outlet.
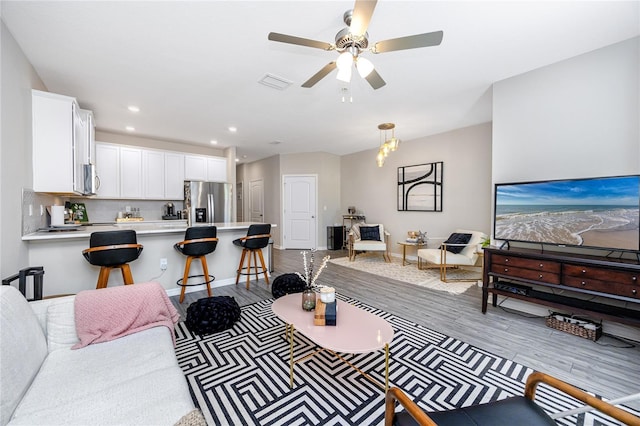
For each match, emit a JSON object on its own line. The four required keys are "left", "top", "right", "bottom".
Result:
{"left": 160, "top": 258, "right": 168, "bottom": 270}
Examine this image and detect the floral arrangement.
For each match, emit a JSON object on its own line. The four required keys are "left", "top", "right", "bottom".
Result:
{"left": 296, "top": 249, "right": 330, "bottom": 289}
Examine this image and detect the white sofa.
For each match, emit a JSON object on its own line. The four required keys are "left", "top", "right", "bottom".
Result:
{"left": 0, "top": 285, "right": 195, "bottom": 425}
{"left": 417, "top": 229, "right": 487, "bottom": 282}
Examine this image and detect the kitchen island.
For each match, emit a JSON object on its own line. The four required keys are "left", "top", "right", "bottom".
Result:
{"left": 23, "top": 222, "right": 275, "bottom": 297}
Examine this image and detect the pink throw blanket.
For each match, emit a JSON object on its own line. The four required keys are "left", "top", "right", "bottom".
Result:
{"left": 72, "top": 281, "right": 180, "bottom": 349}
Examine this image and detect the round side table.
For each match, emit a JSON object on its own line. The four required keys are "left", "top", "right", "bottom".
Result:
{"left": 397, "top": 241, "right": 426, "bottom": 266}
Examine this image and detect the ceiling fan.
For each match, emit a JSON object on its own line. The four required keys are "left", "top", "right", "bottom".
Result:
{"left": 267, "top": 0, "right": 443, "bottom": 90}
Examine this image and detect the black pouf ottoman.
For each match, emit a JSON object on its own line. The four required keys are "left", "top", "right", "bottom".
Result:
{"left": 271, "top": 273, "right": 306, "bottom": 299}
{"left": 186, "top": 296, "right": 241, "bottom": 335}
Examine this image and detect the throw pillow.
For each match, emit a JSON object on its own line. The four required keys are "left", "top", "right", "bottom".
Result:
{"left": 46, "top": 298, "right": 80, "bottom": 351}
{"left": 441, "top": 232, "right": 472, "bottom": 254}
{"left": 359, "top": 225, "right": 381, "bottom": 241}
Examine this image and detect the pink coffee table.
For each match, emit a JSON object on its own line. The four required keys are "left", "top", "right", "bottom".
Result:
{"left": 271, "top": 292, "right": 394, "bottom": 390}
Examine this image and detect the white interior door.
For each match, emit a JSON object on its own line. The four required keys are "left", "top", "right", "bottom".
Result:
{"left": 249, "top": 179, "right": 264, "bottom": 222}
{"left": 283, "top": 175, "right": 317, "bottom": 249}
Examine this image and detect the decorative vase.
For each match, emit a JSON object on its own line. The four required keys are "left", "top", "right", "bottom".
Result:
{"left": 301, "top": 287, "right": 316, "bottom": 311}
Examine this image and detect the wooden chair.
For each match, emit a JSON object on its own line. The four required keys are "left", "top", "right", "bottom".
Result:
{"left": 174, "top": 226, "right": 219, "bottom": 303}
{"left": 385, "top": 371, "right": 640, "bottom": 426}
{"left": 234, "top": 224, "right": 271, "bottom": 289}
{"left": 82, "top": 230, "right": 143, "bottom": 289}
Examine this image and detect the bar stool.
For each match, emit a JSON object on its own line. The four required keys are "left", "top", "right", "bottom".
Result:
{"left": 174, "top": 226, "right": 218, "bottom": 303}
{"left": 234, "top": 224, "right": 271, "bottom": 289}
{"left": 82, "top": 230, "right": 143, "bottom": 289}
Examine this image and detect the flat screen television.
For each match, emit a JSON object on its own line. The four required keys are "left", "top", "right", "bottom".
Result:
{"left": 494, "top": 175, "right": 640, "bottom": 252}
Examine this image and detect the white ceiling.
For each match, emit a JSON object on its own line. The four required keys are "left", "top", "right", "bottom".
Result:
{"left": 2, "top": 1, "right": 639, "bottom": 163}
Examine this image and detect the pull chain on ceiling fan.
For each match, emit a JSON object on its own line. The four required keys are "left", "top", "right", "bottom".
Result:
{"left": 267, "top": 0, "right": 443, "bottom": 90}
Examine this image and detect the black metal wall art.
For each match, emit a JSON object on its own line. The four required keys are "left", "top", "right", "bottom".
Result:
{"left": 398, "top": 161, "right": 443, "bottom": 211}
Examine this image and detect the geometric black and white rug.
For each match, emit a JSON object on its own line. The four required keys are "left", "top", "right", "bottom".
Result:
{"left": 175, "top": 296, "right": 637, "bottom": 426}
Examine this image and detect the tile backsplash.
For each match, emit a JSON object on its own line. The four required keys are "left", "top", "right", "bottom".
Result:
{"left": 22, "top": 189, "right": 57, "bottom": 234}
{"left": 68, "top": 198, "right": 183, "bottom": 222}
{"left": 22, "top": 189, "right": 184, "bottom": 235}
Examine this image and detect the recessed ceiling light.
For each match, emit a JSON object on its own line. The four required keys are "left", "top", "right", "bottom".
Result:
{"left": 128, "top": 105, "right": 140, "bottom": 112}
{"left": 125, "top": 126, "right": 135, "bottom": 132}
{"left": 228, "top": 127, "right": 237, "bottom": 133}
{"left": 235, "top": 158, "right": 239, "bottom": 162}
{"left": 269, "top": 140, "right": 282, "bottom": 145}
{"left": 210, "top": 140, "right": 218, "bottom": 145}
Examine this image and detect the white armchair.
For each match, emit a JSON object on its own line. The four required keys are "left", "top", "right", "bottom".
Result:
{"left": 348, "top": 223, "right": 391, "bottom": 262}
{"left": 417, "top": 229, "right": 487, "bottom": 282}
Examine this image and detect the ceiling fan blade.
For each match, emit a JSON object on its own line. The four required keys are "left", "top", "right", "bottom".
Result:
{"left": 268, "top": 32, "right": 334, "bottom": 51}
{"left": 373, "top": 30, "right": 444, "bottom": 54}
{"left": 302, "top": 62, "right": 337, "bottom": 88}
{"left": 365, "top": 69, "right": 386, "bottom": 90}
{"left": 350, "top": 0, "right": 377, "bottom": 38}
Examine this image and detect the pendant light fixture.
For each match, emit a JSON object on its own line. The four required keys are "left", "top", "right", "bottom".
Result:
{"left": 376, "top": 123, "right": 400, "bottom": 167}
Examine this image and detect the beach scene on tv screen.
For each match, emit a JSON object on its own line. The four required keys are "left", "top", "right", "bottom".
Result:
{"left": 495, "top": 176, "right": 640, "bottom": 250}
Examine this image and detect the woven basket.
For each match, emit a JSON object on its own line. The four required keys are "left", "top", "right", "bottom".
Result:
{"left": 545, "top": 314, "right": 602, "bottom": 341}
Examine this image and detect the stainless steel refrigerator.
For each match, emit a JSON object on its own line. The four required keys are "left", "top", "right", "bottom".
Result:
{"left": 184, "top": 181, "right": 233, "bottom": 225}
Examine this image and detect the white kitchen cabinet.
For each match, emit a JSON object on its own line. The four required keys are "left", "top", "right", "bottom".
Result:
{"left": 184, "top": 155, "right": 207, "bottom": 180}
{"left": 142, "top": 150, "right": 165, "bottom": 199}
{"left": 95, "top": 142, "right": 120, "bottom": 198}
{"left": 207, "top": 157, "right": 227, "bottom": 182}
{"left": 32, "top": 90, "right": 86, "bottom": 194}
{"left": 185, "top": 154, "right": 227, "bottom": 182}
{"left": 164, "top": 152, "right": 185, "bottom": 200}
{"left": 120, "top": 147, "right": 143, "bottom": 198}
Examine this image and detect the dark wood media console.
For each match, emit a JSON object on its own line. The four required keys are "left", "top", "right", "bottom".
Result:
{"left": 482, "top": 247, "right": 640, "bottom": 327}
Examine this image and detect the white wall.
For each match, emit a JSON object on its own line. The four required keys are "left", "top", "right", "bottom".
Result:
{"left": 237, "top": 155, "right": 281, "bottom": 245}
{"left": 493, "top": 37, "right": 639, "bottom": 184}
{"left": 340, "top": 123, "right": 493, "bottom": 255}
{"left": 492, "top": 37, "right": 640, "bottom": 341}
{"left": 280, "top": 152, "right": 341, "bottom": 249}
{"left": 238, "top": 152, "right": 341, "bottom": 249}
{"left": 0, "top": 21, "right": 47, "bottom": 279}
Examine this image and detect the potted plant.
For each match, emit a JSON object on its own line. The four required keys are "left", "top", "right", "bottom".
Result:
{"left": 477, "top": 236, "right": 491, "bottom": 252}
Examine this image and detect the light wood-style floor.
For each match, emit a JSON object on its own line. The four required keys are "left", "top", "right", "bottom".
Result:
{"left": 170, "top": 248, "right": 640, "bottom": 411}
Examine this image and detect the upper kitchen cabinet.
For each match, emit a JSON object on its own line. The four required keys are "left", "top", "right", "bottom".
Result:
{"left": 119, "top": 147, "right": 143, "bottom": 198}
{"left": 184, "top": 155, "right": 207, "bottom": 180}
{"left": 95, "top": 142, "right": 185, "bottom": 200}
{"left": 184, "top": 154, "right": 227, "bottom": 182}
{"left": 164, "top": 152, "right": 185, "bottom": 199}
{"left": 32, "top": 90, "right": 95, "bottom": 194}
{"left": 95, "top": 142, "right": 120, "bottom": 198}
{"left": 206, "top": 157, "right": 227, "bottom": 182}
{"left": 142, "top": 149, "right": 164, "bottom": 199}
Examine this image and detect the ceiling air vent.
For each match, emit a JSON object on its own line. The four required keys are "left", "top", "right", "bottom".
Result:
{"left": 258, "top": 74, "right": 293, "bottom": 90}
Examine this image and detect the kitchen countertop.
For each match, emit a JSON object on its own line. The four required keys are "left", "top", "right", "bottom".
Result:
{"left": 22, "top": 221, "right": 270, "bottom": 241}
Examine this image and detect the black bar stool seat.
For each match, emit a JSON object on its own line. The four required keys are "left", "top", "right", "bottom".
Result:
{"left": 82, "top": 230, "right": 143, "bottom": 289}
{"left": 234, "top": 224, "right": 271, "bottom": 290}
{"left": 174, "top": 226, "right": 218, "bottom": 303}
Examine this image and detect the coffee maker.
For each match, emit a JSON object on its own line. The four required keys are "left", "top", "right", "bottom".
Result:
{"left": 162, "top": 202, "right": 179, "bottom": 220}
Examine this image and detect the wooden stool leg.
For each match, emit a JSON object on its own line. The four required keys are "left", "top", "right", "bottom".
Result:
{"left": 199, "top": 255, "right": 212, "bottom": 298}
{"left": 257, "top": 249, "right": 269, "bottom": 285}
{"left": 246, "top": 249, "right": 253, "bottom": 289}
{"left": 97, "top": 266, "right": 112, "bottom": 289}
{"left": 180, "top": 256, "right": 194, "bottom": 303}
{"left": 121, "top": 264, "right": 134, "bottom": 285}
{"left": 252, "top": 251, "right": 259, "bottom": 282}
{"left": 236, "top": 249, "right": 247, "bottom": 285}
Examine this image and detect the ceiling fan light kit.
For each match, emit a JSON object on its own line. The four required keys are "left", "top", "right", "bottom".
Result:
{"left": 267, "top": 0, "right": 443, "bottom": 90}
